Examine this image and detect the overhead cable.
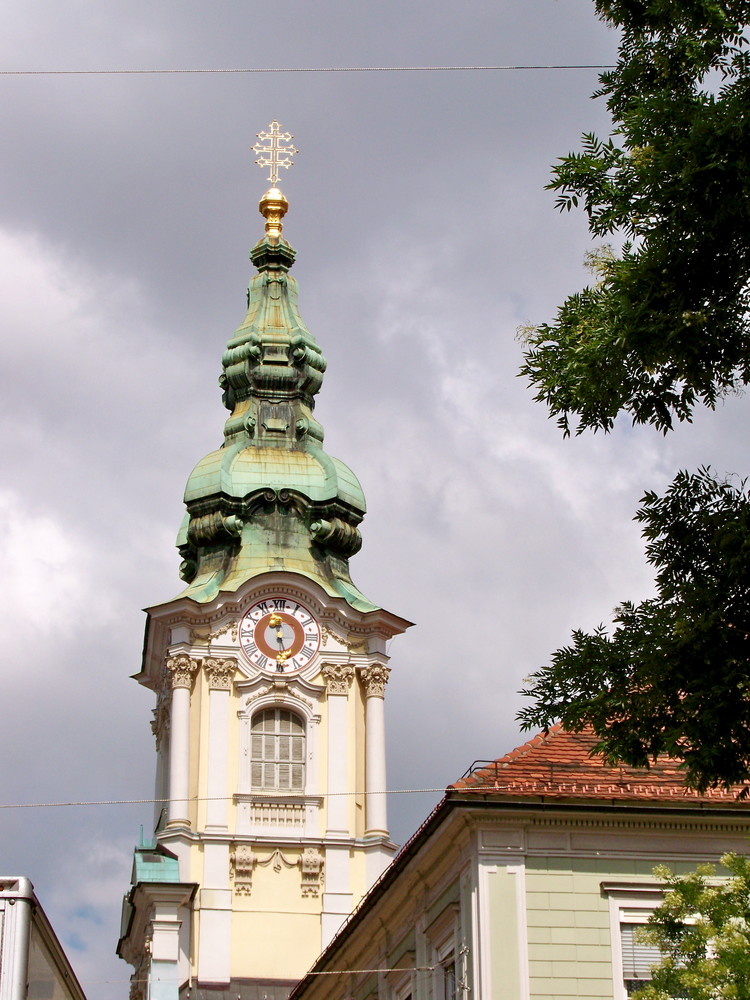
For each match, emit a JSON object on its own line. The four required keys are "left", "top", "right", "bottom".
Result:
{"left": 0, "top": 63, "right": 615, "bottom": 77}
{"left": 0, "top": 785, "right": 517, "bottom": 810}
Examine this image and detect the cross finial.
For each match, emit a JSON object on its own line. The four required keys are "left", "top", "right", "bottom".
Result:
{"left": 253, "top": 121, "right": 298, "bottom": 186}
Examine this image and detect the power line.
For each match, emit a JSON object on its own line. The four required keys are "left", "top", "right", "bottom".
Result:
{"left": 0, "top": 63, "right": 614, "bottom": 77}
{"left": 0, "top": 785, "right": 527, "bottom": 811}
{"left": 82, "top": 966, "right": 438, "bottom": 985}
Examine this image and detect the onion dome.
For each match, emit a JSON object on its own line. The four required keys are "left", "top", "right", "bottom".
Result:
{"left": 175, "top": 177, "right": 375, "bottom": 611}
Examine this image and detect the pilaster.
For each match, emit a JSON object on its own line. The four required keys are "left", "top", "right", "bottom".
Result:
{"left": 203, "top": 657, "right": 236, "bottom": 831}
{"left": 321, "top": 663, "right": 354, "bottom": 836}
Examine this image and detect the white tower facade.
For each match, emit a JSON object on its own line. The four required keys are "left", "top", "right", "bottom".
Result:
{"left": 118, "top": 163, "right": 410, "bottom": 1000}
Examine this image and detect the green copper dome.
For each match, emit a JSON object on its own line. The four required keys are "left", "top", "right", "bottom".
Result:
{"left": 175, "top": 191, "right": 376, "bottom": 611}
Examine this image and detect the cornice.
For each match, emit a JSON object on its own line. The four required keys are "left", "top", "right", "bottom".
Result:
{"left": 455, "top": 799, "right": 750, "bottom": 835}
{"left": 139, "top": 574, "right": 412, "bottom": 685}
{"left": 146, "top": 572, "right": 413, "bottom": 633}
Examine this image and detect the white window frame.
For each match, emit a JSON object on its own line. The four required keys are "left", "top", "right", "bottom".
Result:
{"left": 426, "top": 903, "right": 460, "bottom": 1000}
{"left": 387, "top": 951, "right": 415, "bottom": 1000}
{"left": 237, "top": 691, "right": 320, "bottom": 798}
{"left": 235, "top": 691, "right": 322, "bottom": 838}
{"left": 438, "top": 952, "right": 458, "bottom": 1000}
{"left": 603, "top": 883, "right": 665, "bottom": 1000}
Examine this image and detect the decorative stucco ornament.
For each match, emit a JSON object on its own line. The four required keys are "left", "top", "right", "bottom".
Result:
{"left": 321, "top": 663, "right": 355, "bottom": 695}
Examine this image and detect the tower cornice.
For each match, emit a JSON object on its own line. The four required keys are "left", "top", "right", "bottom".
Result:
{"left": 136, "top": 571, "right": 413, "bottom": 690}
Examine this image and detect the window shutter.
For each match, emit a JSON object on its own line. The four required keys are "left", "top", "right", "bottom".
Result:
{"left": 621, "top": 924, "right": 662, "bottom": 980}
{"left": 249, "top": 708, "right": 306, "bottom": 792}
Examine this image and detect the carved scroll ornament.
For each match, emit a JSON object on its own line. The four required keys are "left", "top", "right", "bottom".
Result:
{"left": 321, "top": 663, "right": 354, "bottom": 695}
{"left": 204, "top": 656, "right": 237, "bottom": 690}
{"left": 230, "top": 844, "right": 257, "bottom": 895}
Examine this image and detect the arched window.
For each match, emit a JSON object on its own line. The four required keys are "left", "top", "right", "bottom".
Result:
{"left": 251, "top": 708, "right": 306, "bottom": 791}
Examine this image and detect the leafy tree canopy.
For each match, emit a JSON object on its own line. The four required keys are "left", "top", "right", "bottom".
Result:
{"left": 520, "top": 0, "right": 750, "bottom": 435}
{"left": 634, "top": 854, "right": 750, "bottom": 1000}
{"left": 518, "top": 468, "right": 750, "bottom": 789}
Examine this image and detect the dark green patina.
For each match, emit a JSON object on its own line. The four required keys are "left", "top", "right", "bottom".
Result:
{"left": 176, "top": 214, "right": 375, "bottom": 611}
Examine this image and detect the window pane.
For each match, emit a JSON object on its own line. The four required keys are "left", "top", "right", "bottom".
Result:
{"left": 443, "top": 960, "right": 457, "bottom": 1000}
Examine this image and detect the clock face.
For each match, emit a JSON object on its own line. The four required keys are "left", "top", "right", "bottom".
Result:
{"left": 239, "top": 598, "right": 321, "bottom": 674}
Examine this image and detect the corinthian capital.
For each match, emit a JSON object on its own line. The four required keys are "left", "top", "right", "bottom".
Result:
{"left": 321, "top": 663, "right": 354, "bottom": 695}
{"left": 166, "top": 654, "right": 200, "bottom": 690}
{"left": 361, "top": 664, "right": 390, "bottom": 698}
{"left": 204, "top": 656, "right": 236, "bottom": 690}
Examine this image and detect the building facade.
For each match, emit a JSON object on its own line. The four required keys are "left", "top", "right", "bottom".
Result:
{"left": 290, "top": 726, "right": 750, "bottom": 1000}
{"left": 0, "top": 877, "right": 87, "bottom": 1000}
{"left": 118, "top": 168, "right": 411, "bottom": 1000}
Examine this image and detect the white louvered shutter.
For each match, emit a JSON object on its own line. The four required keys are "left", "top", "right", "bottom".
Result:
{"left": 621, "top": 924, "right": 663, "bottom": 995}
{"left": 250, "top": 709, "right": 306, "bottom": 791}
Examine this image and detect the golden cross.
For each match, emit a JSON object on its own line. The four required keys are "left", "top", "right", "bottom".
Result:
{"left": 253, "top": 121, "right": 299, "bottom": 186}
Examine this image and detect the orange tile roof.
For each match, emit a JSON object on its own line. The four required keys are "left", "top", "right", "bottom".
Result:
{"left": 450, "top": 724, "right": 748, "bottom": 806}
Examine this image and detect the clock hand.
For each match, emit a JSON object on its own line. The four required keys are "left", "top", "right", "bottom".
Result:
{"left": 268, "top": 613, "right": 286, "bottom": 645}
{"left": 268, "top": 613, "right": 291, "bottom": 668}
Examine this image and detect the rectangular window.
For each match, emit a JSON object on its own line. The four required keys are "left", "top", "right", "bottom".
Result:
{"left": 603, "top": 883, "right": 666, "bottom": 1000}
{"left": 426, "top": 901, "right": 460, "bottom": 1000}
{"left": 442, "top": 958, "right": 457, "bottom": 1000}
{"left": 250, "top": 709, "right": 306, "bottom": 791}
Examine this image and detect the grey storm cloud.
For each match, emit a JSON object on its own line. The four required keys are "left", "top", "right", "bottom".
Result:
{"left": 1, "top": 2, "right": 746, "bottom": 995}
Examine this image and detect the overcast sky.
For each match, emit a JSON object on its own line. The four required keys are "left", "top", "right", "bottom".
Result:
{"left": 1, "top": 2, "right": 747, "bottom": 996}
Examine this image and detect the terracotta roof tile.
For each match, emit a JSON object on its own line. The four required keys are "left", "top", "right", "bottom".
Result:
{"left": 450, "top": 724, "right": 748, "bottom": 806}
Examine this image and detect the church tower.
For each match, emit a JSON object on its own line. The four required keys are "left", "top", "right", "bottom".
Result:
{"left": 118, "top": 125, "right": 411, "bottom": 1000}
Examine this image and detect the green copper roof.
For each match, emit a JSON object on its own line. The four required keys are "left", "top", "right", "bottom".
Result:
{"left": 175, "top": 196, "right": 376, "bottom": 610}
{"left": 131, "top": 845, "right": 180, "bottom": 884}
{"left": 184, "top": 445, "right": 366, "bottom": 510}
